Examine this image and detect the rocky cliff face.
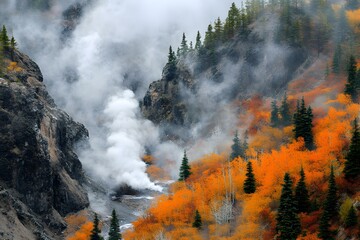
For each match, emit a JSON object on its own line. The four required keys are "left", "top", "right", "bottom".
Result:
{"left": 0, "top": 50, "right": 89, "bottom": 239}
{"left": 141, "top": 14, "right": 309, "bottom": 141}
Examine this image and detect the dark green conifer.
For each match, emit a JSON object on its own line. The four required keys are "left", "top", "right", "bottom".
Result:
{"left": 108, "top": 209, "right": 121, "bottom": 240}
{"left": 195, "top": 31, "right": 202, "bottom": 51}
{"left": 324, "top": 166, "right": 338, "bottom": 219}
{"left": 318, "top": 208, "right": 332, "bottom": 239}
{"left": 279, "top": 93, "right": 291, "bottom": 126}
{"left": 168, "top": 46, "right": 176, "bottom": 63}
{"left": 178, "top": 150, "right": 191, "bottom": 181}
{"left": 90, "top": 213, "right": 103, "bottom": 240}
{"left": 344, "top": 55, "right": 358, "bottom": 101}
{"left": 293, "top": 98, "right": 314, "bottom": 150}
{"left": 180, "top": 33, "right": 189, "bottom": 56}
{"left": 192, "top": 210, "right": 202, "bottom": 229}
{"left": 343, "top": 119, "right": 360, "bottom": 180}
{"left": 223, "top": 3, "right": 241, "bottom": 40}
{"left": 345, "top": 205, "right": 357, "bottom": 228}
{"left": 276, "top": 173, "right": 302, "bottom": 240}
{"left": 230, "top": 131, "right": 244, "bottom": 160}
{"left": 295, "top": 167, "right": 310, "bottom": 213}
{"left": 243, "top": 161, "right": 256, "bottom": 194}
{"left": 332, "top": 44, "right": 342, "bottom": 74}
{"left": 0, "top": 25, "right": 10, "bottom": 50}
{"left": 214, "top": 17, "right": 223, "bottom": 43}
{"left": 270, "top": 100, "right": 279, "bottom": 127}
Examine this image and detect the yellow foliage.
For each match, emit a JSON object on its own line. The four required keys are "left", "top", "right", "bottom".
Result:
{"left": 7, "top": 62, "right": 23, "bottom": 72}
{"left": 347, "top": 9, "right": 360, "bottom": 30}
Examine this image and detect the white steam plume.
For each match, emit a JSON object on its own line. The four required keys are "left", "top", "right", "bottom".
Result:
{"left": 0, "top": 0, "right": 238, "bottom": 189}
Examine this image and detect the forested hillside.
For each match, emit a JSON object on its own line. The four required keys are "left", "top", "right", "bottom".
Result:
{"left": 123, "top": 0, "right": 360, "bottom": 239}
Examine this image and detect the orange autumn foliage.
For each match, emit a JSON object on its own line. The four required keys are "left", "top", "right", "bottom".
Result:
{"left": 347, "top": 9, "right": 360, "bottom": 33}
{"left": 124, "top": 86, "right": 360, "bottom": 239}
{"left": 67, "top": 222, "right": 93, "bottom": 240}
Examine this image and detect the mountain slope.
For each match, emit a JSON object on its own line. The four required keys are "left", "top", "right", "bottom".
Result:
{"left": 0, "top": 49, "right": 89, "bottom": 239}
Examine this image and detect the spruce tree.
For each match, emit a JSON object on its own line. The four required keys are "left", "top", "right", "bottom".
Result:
{"left": 0, "top": 25, "right": 10, "bottom": 50}
{"left": 108, "top": 209, "right": 121, "bottom": 240}
{"left": 223, "top": 2, "right": 241, "bottom": 40}
{"left": 343, "top": 119, "right": 360, "bottom": 180}
{"left": 319, "top": 166, "right": 338, "bottom": 239}
{"left": 332, "top": 44, "right": 341, "bottom": 74}
{"left": 293, "top": 98, "right": 314, "bottom": 150}
{"left": 168, "top": 46, "right": 176, "bottom": 63}
{"left": 318, "top": 208, "right": 332, "bottom": 239}
{"left": 214, "top": 17, "right": 223, "bottom": 43}
{"left": 195, "top": 31, "right": 202, "bottom": 51}
{"left": 270, "top": 100, "right": 279, "bottom": 127}
{"left": 243, "top": 161, "right": 256, "bottom": 194}
{"left": 192, "top": 210, "right": 202, "bottom": 229}
{"left": 276, "top": 173, "right": 302, "bottom": 240}
{"left": 178, "top": 150, "right": 191, "bottom": 181}
{"left": 295, "top": 167, "right": 310, "bottom": 213}
{"left": 90, "top": 213, "right": 103, "bottom": 240}
{"left": 279, "top": 93, "right": 291, "bottom": 126}
{"left": 345, "top": 205, "right": 357, "bottom": 228}
{"left": 230, "top": 131, "right": 244, "bottom": 160}
{"left": 344, "top": 55, "right": 358, "bottom": 101}
{"left": 179, "top": 33, "right": 189, "bottom": 56}
{"left": 10, "top": 36, "right": 16, "bottom": 61}
{"left": 324, "top": 166, "right": 338, "bottom": 219}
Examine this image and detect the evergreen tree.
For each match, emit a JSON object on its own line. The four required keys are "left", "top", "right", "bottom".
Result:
{"left": 344, "top": 55, "right": 358, "bottom": 101}
{"left": 242, "top": 131, "right": 249, "bottom": 156}
{"left": 108, "top": 209, "right": 121, "bottom": 240}
{"left": 318, "top": 166, "right": 338, "bottom": 239}
{"left": 179, "top": 33, "right": 189, "bottom": 56}
{"left": 279, "top": 93, "right": 291, "bottom": 126}
{"left": 90, "top": 213, "right": 103, "bottom": 240}
{"left": 318, "top": 208, "right": 332, "bottom": 239}
{"left": 332, "top": 44, "right": 342, "bottom": 74}
{"left": 10, "top": 36, "right": 16, "bottom": 61}
{"left": 204, "top": 24, "right": 214, "bottom": 49}
{"left": 223, "top": 3, "right": 241, "bottom": 40}
{"left": 195, "top": 31, "right": 202, "bottom": 51}
{"left": 0, "top": 25, "right": 10, "bottom": 50}
{"left": 276, "top": 173, "right": 302, "bottom": 240}
{"left": 343, "top": 119, "right": 360, "bottom": 180}
{"left": 270, "top": 100, "right": 279, "bottom": 127}
{"left": 295, "top": 167, "right": 310, "bottom": 213}
{"left": 345, "top": 205, "right": 357, "bottom": 228}
{"left": 192, "top": 210, "right": 202, "bottom": 229}
{"left": 325, "top": 166, "right": 338, "bottom": 218}
{"left": 178, "top": 150, "right": 191, "bottom": 181}
{"left": 214, "top": 17, "right": 224, "bottom": 43}
{"left": 168, "top": 46, "right": 176, "bottom": 63}
{"left": 230, "top": 131, "right": 244, "bottom": 160}
{"left": 293, "top": 98, "right": 314, "bottom": 150}
{"left": 243, "top": 161, "right": 256, "bottom": 194}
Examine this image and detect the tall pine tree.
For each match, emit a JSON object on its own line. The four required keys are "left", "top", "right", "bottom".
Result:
{"left": 295, "top": 167, "right": 310, "bottom": 213}
{"left": 344, "top": 55, "right": 358, "bottom": 102}
{"left": 279, "top": 93, "right": 291, "bottom": 126}
{"left": 90, "top": 213, "right": 103, "bottom": 240}
{"left": 108, "top": 209, "right": 121, "bottom": 240}
{"left": 293, "top": 98, "right": 314, "bottom": 150}
{"left": 270, "top": 100, "right": 280, "bottom": 127}
{"left": 0, "top": 25, "right": 10, "bottom": 50}
{"left": 318, "top": 166, "right": 338, "bottom": 239}
{"left": 276, "top": 173, "right": 302, "bottom": 240}
{"left": 192, "top": 210, "right": 202, "bottom": 229}
{"left": 178, "top": 150, "right": 191, "bottom": 181}
{"left": 243, "top": 161, "right": 256, "bottom": 194}
{"left": 343, "top": 119, "right": 360, "bottom": 180}
{"left": 195, "top": 31, "right": 202, "bottom": 51}
{"left": 230, "top": 131, "right": 244, "bottom": 160}
{"left": 179, "top": 33, "right": 189, "bottom": 56}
